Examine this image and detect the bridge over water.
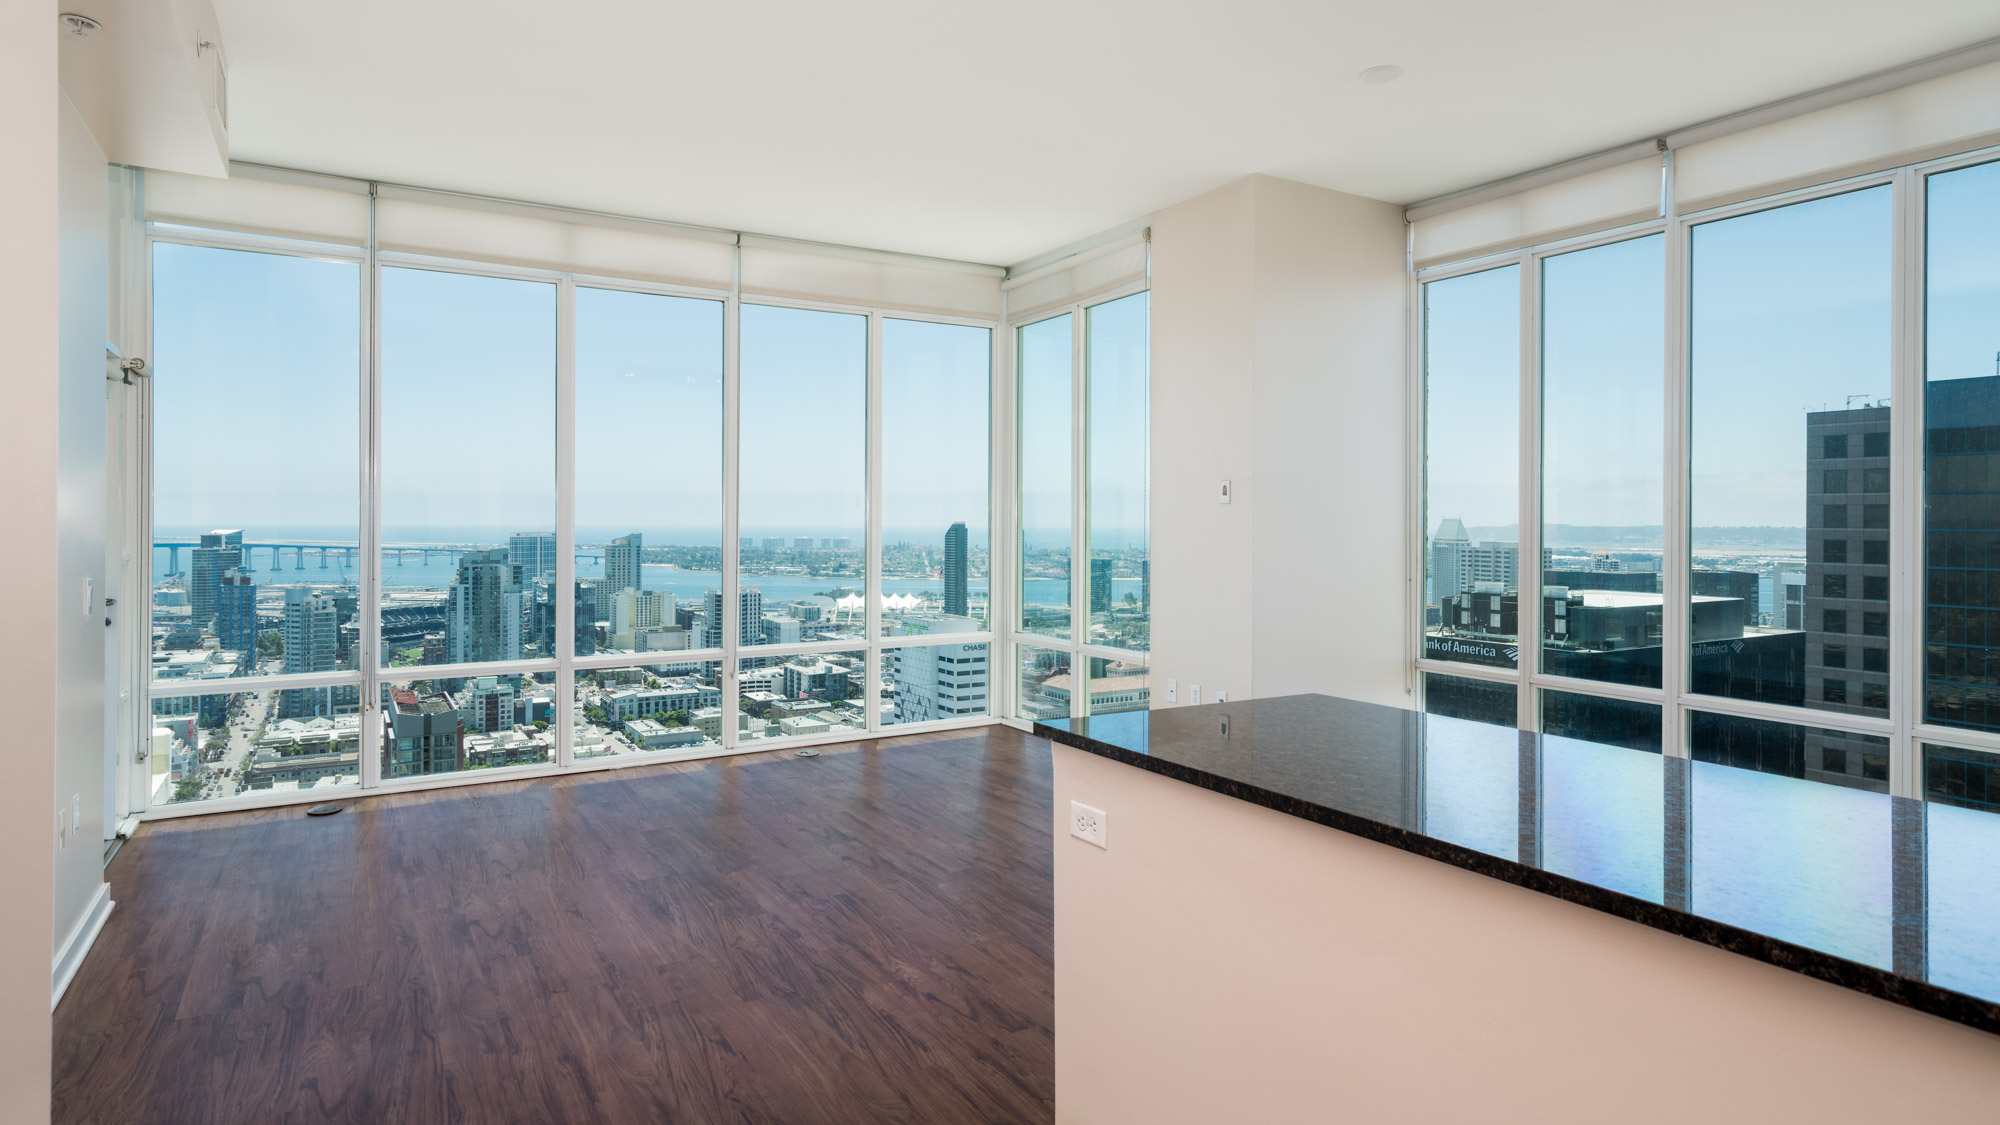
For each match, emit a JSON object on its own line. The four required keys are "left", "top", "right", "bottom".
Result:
{"left": 153, "top": 538, "right": 607, "bottom": 574}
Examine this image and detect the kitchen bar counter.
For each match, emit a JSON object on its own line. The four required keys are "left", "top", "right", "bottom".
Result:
{"left": 1036, "top": 694, "right": 2000, "bottom": 1037}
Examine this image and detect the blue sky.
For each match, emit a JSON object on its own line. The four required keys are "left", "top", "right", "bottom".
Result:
{"left": 152, "top": 249, "right": 1009, "bottom": 549}
{"left": 1426, "top": 167, "right": 2000, "bottom": 540}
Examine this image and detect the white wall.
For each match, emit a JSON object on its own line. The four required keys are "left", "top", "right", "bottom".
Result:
{"left": 1053, "top": 741, "right": 2000, "bottom": 1124}
{"left": 1148, "top": 174, "right": 1408, "bottom": 708}
{"left": 0, "top": 6, "right": 64, "bottom": 1120}
{"left": 54, "top": 88, "right": 112, "bottom": 997}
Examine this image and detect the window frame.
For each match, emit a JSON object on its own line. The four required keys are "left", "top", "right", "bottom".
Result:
{"left": 136, "top": 211, "right": 1005, "bottom": 818}
{"left": 1411, "top": 139, "right": 2000, "bottom": 801}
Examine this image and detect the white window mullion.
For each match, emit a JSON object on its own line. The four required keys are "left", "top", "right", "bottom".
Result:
{"left": 1661, "top": 150, "right": 1692, "bottom": 759}
{"left": 992, "top": 302, "right": 1011, "bottom": 719}
{"left": 1890, "top": 164, "right": 1926, "bottom": 799}
{"left": 720, "top": 243, "right": 742, "bottom": 750}
{"left": 554, "top": 276, "right": 577, "bottom": 769}
{"left": 1070, "top": 301, "right": 1089, "bottom": 719}
{"left": 1516, "top": 255, "right": 1541, "bottom": 731}
{"left": 359, "top": 186, "right": 384, "bottom": 789}
{"left": 866, "top": 310, "right": 884, "bottom": 733}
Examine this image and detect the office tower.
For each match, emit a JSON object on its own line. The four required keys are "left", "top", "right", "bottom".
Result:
{"left": 831, "top": 537, "right": 853, "bottom": 549}
{"left": 215, "top": 568, "right": 257, "bottom": 658}
{"left": 761, "top": 537, "right": 786, "bottom": 550}
{"left": 464, "top": 676, "right": 516, "bottom": 734}
{"left": 385, "top": 686, "right": 463, "bottom": 778}
{"left": 943, "top": 522, "right": 969, "bottom": 617}
{"left": 606, "top": 532, "right": 641, "bottom": 595}
{"left": 189, "top": 529, "right": 244, "bottom": 627}
{"left": 1802, "top": 401, "right": 1892, "bottom": 786}
{"left": 447, "top": 548, "right": 525, "bottom": 665}
{"left": 890, "top": 615, "right": 988, "bottom": 723}
{"left": 508, "top": 532, "right": 557, "bottom": 582}
{"left": 1924, "top": 374, "right": 2000, "bottom": 808}
{"left": 611, "top": 588, "right": 671, "bottom": 647}
{"left": 279, "top": 587, "right": 340, "bottom": 718}
{"left": 704, "top": 585, "right": 763, "bottom": 648}
{"left": 1090, "top": 558, "right": 1114, "bottom": 614}
{"left": 575, "top": 576, "right": 610, "bottom": 635}
{"left": 793, "top": 536, "right": 815, "bottom": 549}
{"left": 782, "top": 659, "right": 849, "bottom": 703}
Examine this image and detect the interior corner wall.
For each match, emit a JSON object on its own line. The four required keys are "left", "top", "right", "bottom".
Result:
{"left": 0, "top": 10, "right": 64, "bottom": 1122}
{"left": 1147, "top": 174, "right": 1409, "bottom": 709}
{"left": 54, "top": 88, "right": 111, "bottom": 989}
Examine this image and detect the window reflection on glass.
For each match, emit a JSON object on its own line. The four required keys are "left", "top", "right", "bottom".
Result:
{"left": 1540, "top": 235, "right": 1664, "bottom": 688}
{"left": 1422, "top": 713, "right": 1519, "bottom": 861}
{"left": 379, "top": 672, "right": 556, "bottom": 780}
{"left": 1923, "top": 159, "right": 2000, "bottom": 734}
{"left": 737, "top": 305, "right": 867, "bottom": 648}
{"left": 1926, "top": 795, "right": 2000, "bottom": 997}
{"left": 1689, "top": 187, "right": 1891, "bottom": 723}
{"left": 1087, "top": 292, "right": 1149, "bottom": 651}
{"left": 1422, "top": 672, "right": 1515, "bottom": 728}
{"left": 1690, "top": 710, "right": 1888, "bottom": 792}
{"left": 151, "top": 244, "right": 360, "bottom": 689}
{"left": 1540, "top": 689, "right": 1661, "bottom": 754}
{"left": 1018, "top": 315, "right": 1073, "bottom": 639}
{"left": 1539, "top": 731, "right": 1663, "bottom": 902}
{"left": 882, "top": 318, "right": 991, "bottom": 634}
{"left": 735, "top": 652, "right": 867, "bottom": 741}
{"left": 380, "top": 267, "right": 556, "bottom": 670}
{"left": 1924, "top": 742, "right": 2000, "bottom": 814}
{"left": 574, "top": 287, "right": 723, "bottom": 660}
{"left": 1014, "top": 645, "right": 1072, "bottom": 721}
{"left": 1423, "top": 266, "right": 1520, "bottom": 670}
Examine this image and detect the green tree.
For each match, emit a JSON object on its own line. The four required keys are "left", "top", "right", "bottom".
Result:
{"left": 256, "top": 629, "right": 285, "bottom": 658}
{"left": 664, "top": 710, "right": 690, "bottom": 727}
{"left": 532, "top": 719, "right": 549, "bottom": 732}
{"left": 586, "top": 707, "right": 608, "bottom": 724}
{"left": 174, "top": 776, "right": 203, "bottom": 802}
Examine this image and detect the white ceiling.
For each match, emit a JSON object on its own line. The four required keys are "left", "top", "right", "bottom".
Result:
{"left": 211, "top": 0, "right": 2000, "bottom": 266}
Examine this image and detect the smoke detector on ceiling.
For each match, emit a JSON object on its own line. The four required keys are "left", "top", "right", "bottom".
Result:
{"left": 60, "top": 13, "right": 102, "bottom": 37}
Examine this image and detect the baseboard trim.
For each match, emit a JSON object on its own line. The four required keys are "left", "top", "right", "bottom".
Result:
{"left": 51, "top": 883, "right": 112, "bottom": 1011}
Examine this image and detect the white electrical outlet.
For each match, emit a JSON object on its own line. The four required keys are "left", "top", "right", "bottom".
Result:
{"left": 1166, "top": 678, "right": 1177, "bottom": 703}
{"left": 72, "top": 794, "right": 82, "bottom": 836}
{"left": 1190, "top": 684, "right": 1201, "bottom": 706}
{"left": 1069, "top": 800, "right": 1107, "bottom": 848}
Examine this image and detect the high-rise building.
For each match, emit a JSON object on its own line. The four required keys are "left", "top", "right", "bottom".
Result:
{"left": 1802, "top": 402, "right": 1892, "bottom": 788}
{"left": 215, "top": 568, "right": 258, "bottom": 659}
{"left": 761, "top": 537, "right": 786, "bottom": 551}
{"left": 890, "top": 615, "right": 989, "bottom": 723}
{"left": 508, "top": 532, "right": 557, "bottom": 582}
{"left": 385, "top": 686, "right": 463, "bottom": 778}
{"left": 1920, "top": 375, "right": 2000, "bottom": 811}
{"left": 704, "top": 586, "right": 763, "bottom": 648}
{"left": 189, "top": 529, "right": 244, "bottom": 627}
{"left": 447, "top": 548, "right": 525, "bottom": 665}
{"left": 943, "top": 522, "right": 969, "bottom": 617}
{"left": 279, "top": 587, "right": 343, "bottom": 718}
{"left": 1090, "top": 558, "right": 1114, "bottom": 614}
{"left": 605, "top": 532, "right": 641, "bottom": 595}
{"left": 463, "top": 676, "right": 516, "bottom": 734}
{"left": 1429, "top": 518, "right": 1519, "bottom": 604}
{"left": 782, "top": 659, "right": 850, "bottom": 703}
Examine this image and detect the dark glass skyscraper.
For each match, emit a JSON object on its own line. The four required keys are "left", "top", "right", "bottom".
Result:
{"left": 215, "top": 568, "right": 257, "bottom": 659}
{"left": 189, "top": 528, "right": 243, "bottom": 627}
{"left": 943, "top": 522, "right": 968, "bottom": 617}
{"left": 1089, "top": 558, "right": 1113, "bottom": 614}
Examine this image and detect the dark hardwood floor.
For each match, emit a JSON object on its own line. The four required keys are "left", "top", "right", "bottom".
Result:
{"left": 53, "top": 727, "right": 1054, "bottom": 1124}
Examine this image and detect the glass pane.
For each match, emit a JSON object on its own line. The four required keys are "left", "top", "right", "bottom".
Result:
{"left": 1424, "top": 265, "right": 1521, "bottom": 669}
{"left": 1087, "top": 292, "right": 1149, "bottom": 651}
{"left": 882, "top": 635, "right": 991, "bottom": 727}
{"left": 1014, "top": 644, "right": 1072, "bottom": 721}
{"left": 738, "top": 305, "right": 866, "bottom": 646}
{"left": 575, "top": 665, "right": 722, "bottom": 760}
{"left": 1923, "top": 159, "right": 2000, "bottom": 734}
{"left": 1540, "top": 689, "right": 1661, "bottom": 753}
{"left": 380, "top": 672, "right": 556, "bottom": 779}
{"left": 380, "top": 267, "right": 556, "bottom": 668}
{"left": 881, "top": 318, "right": 991, "bottom": 633}
{"left": 1690, "top": 710, "right": 1888, "bottom": 793}
{"left": 737, "top": 652, "right": 866, "bottom": 741}
{"left": 574, "top": 287, "right": 723, "bottom": 659}
{"left": 1923, "top": 742, "right": 2000, "bottom": 813}
{"left": 1539, "top": 732, "right": 1663, "bottom": 902}
{"left": 1018, "top": 314, "right": 1073, "bottom": 639}
{"left": 1540, "top": 235, "right": 1664, "bottom": 688}
{"left": 1689, "top": 187, "right": 1891, "bottom": 721}
{"left": 1691, "top": 732, "right": 1892, "bottom": 967}
{"left": 1086, "top": 656, "right": 1149, "bottom": 716}
{"left": 151, "top": 244, "right": 360, "bottom": 687}
{"left": 149, "top": 688, "right": 361, "bottom": 805}
{"left": 1422, "top": 714, "right": 1519, "bottom": 861}
{"left": 1926, "top": 797, "right": 2000, "bottom": 998}
{"left": 1422, "top": 672, "right": 1515, "bottom": 728}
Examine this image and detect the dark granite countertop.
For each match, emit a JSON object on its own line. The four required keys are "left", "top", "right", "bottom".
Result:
{"left": 1035, "top": 694, "right": 2000, "bottom": 1037}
